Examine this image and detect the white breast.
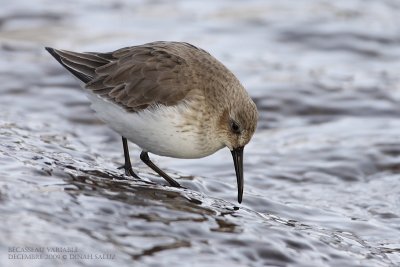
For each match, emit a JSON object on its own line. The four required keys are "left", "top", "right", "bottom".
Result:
{"left": 86, "top": 93, "right": 222, "bottom": 159}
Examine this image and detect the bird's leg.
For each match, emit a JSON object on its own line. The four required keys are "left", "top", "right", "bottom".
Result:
{"left": 119, "top": 136, "right": 139, "bottom": 178}
{"left": 140, "top": 151, "right": 181, "bottom": 188}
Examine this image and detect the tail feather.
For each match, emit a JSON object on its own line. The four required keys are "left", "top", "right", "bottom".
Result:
{"left": 45, "top": 47, "right": 111, "bottom": 83}
{"left": 55, "top": 50, "right": 107, "bottom": 69}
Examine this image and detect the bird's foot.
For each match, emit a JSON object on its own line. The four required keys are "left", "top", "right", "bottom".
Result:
{"left": 118, "top": 164, "right": 139, "bottom": 178}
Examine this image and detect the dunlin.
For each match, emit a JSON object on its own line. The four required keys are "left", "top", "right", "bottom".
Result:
{"left": 45, "top": 41, "right": 258, "bottom": 203}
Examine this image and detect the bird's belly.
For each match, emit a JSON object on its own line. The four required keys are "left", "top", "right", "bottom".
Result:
{"left": 87, "top": 93, "right": 221, "bottom": 158}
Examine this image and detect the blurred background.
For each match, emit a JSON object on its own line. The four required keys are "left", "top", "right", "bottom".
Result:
{"left": 1, "top": 0, "right": 400, "bottom": 266}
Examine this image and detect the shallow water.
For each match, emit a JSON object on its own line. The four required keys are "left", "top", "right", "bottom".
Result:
{"left": 1, "top": 0, "right": 400, "bottom": 266}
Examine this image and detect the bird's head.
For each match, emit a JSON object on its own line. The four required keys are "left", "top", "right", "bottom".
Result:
{"left": 217, "top": 98, "right": 258, "bottom": 203}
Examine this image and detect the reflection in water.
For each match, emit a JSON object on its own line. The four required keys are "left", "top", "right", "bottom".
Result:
{"left": 1, "top": 0, "right": 400, "bottom": 266}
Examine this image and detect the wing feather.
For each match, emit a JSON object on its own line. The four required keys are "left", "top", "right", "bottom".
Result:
{"left": 46, "top": 42, "right": 211, "bottom": 112}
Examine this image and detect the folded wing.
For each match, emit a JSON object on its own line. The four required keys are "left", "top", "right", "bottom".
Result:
{"left": 45, "top": 42, "right": 197, "bottom": 112}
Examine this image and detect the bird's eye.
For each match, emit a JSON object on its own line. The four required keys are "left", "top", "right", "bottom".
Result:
{"left": 230, "top": 121, "right": 241, "bottom": 134}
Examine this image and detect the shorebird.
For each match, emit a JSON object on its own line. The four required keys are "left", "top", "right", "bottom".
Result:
{"left": 45, "top": 41, "right": 258, "bottom": 203}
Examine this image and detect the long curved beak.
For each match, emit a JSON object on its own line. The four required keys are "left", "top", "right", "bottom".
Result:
{"left": 231, "top": 146, "right": 244, "bottom": 203}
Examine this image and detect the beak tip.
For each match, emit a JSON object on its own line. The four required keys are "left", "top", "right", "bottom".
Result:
{"left": 238, "top": 191, "right": 243, "bottom": 204}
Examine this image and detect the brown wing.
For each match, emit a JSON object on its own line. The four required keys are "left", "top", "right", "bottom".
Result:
{"left": 46, "top": 42, "right": 200, "bottom": 112}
